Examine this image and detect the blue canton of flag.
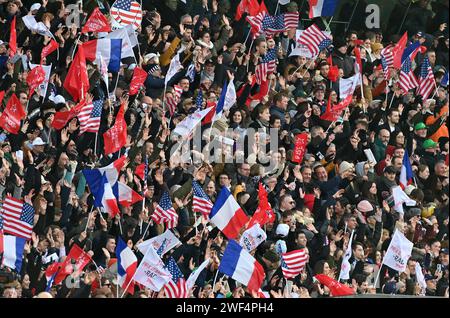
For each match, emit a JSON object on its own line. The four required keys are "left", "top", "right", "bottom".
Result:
{"left": 261, "top": 48, "right": 277, "bottom": 64}
{"left": 159, "top": 192, "right": 173, "bottom": 210}
{"left": 402, "top": 58, "right": 412, "bottom": 73}
{"left": 318, "top": 38, "right": 332, "bottom": 52}
{"left": 419, "top": 56, "right": 431, "bottom": 78}
{"left": 21, "top": 204, "right": 34, "bottom": 225}
{"left": 196, "top": 90, "right": 203, "bottom": 111}
{"left": 156, "top": 238, "right": 168, "bottom": 257}
{"left": 165, "top": 257, "right": 184, "bottom": 284}
{"left": 114, "top": 0, "right": 132, "bottom": 10}
{"left": 0, "top": 211, "right": 3, "bottom": 230}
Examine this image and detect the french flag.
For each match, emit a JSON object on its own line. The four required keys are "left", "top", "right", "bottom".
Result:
{"left": 309, "top": 0, "right": 339, "bottom": 18}
{"left": 210, "top": 187, "right": 249, "bottom": 239}
{"left": 118, "top": 182, "right": 143, "bottom": 207}
{"left": 83, "top": 38, "right": 122, "bottom": 73}
{"left": 2, "top": 235, "right": 26, "bottom": 272}
{"left": 83, "top": 171, "right": 120, "bottom": 217}
{"left": 218, "top": 240, "right": 265, "bottom": 292}
{"left": 399, "top": 150, "right": 414, "bottom": 189}
{"left": 117, "top": 237, "right": 138, "bottom": 295}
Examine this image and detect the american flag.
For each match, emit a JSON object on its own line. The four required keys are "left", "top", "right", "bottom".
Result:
{"left": 298, "top": 24, "right": 330, "bottom": 57}
{"left": 416, "top": 56, "right": 435, "bottom": 100}
{"left": 246, "top": 12, "right": 267, "bottom": 37}
{"left": 262, "top": 12, "right": 299, "bottom": 37}
{"left": 79, "top": 100, "right": 103, "bottom": 135}
{"left": 281, "top": 249, "right": 308, "bottom": 279}
{"left": 1, "top": 196, "right": 34, "bottom": 240}
{"left": 399, "top": 58, "right": 419, "bottom": 94}
{"left": 164, "top": 257, "right": 189, "bottom": 298}
{"left": 110, "top": 0, "right": 142, "bottom": 30}
{"left": 381, "top": 45, "right": 394, "bottom": 80}
{"left": 196, "top": 90, "right": 203, "bottom": 111}
{"left": 166, "top": 85, "right": 183, "bottom": 116}
{"left": 151, "top": 192, "right": 178, "bottom": 229}
{"left": 318, "top": 38, "right": 333, "bottom": 53}
{"left": 0, "top": 206, "right": 4, "bottom": 254}
{"left": 255, "top": 48, "right": 277, "bottom": 85}
{"left": 192, "top": 180, "right": 213, "bottom": 217}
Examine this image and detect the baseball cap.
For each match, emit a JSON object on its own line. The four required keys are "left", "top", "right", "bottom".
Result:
{"left": 276, "top": 224, "right": 289, "bottom": 237}
{"left": 32, "top": 137, "right": 46, "bottom": 147}
{"left": 414, "top": 122, "right": 427, "bottom": 130}
{"left": 423, "top": 139, "right": 438, "bottom": 149}
{"left": 440, "top": 248, "right": 449, "bottom": 255}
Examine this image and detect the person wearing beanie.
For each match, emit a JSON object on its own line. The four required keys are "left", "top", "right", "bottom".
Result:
{"left": 256, "top": 249, "right": 280, "bottom": 277}
{"left": 332, "top": 37, "right": 355, "bottom": 77}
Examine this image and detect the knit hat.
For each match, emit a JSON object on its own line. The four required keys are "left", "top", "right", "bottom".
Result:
{"left": 339, "top": 161, "right": 354, "bottom": 174}
{"left": 357, "top": 200, "right": 373, "bottom": 213}
{"left": 405, "top": 207, "right": 421, "bottom": 221}
{"left": 276, "top": 224, "right": 289, "bottom": 237}
{"left": 334, "top": 37, "right": 347, "bottom": 49}
{"left": 263, "top": 249, "right": 280, "bottom": 263}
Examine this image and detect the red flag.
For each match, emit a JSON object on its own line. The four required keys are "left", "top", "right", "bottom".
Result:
{"left": 135, "top": 163, "right": 145, "bottom": 180}
{"left": 259, "top": 0, "right": 269, "bottom": 14}
{"left": 9, "top": 16, "right": 17, "bottom": 57}
{"left": 327, "top": 55, "right": 339, "bottom": 82}
{"left": 235, "top": 0, "right": 260, "bottom": 21}
{"left": 0, "top": 91, "right": 4, "bottom": 105}
{"left": 328, "top": 65, "right": 339, "bottom": 82}
{"left": 314, "top": 274, "right": 355, "bottom": 296}
{"left": 54, "top": 244, "right": 92, "bottom": 285}
{"left": 392, "top": 32, "right": 408, "bottom": 69}
{"left": 51, "top": 111, "right": 72, "bottom": 130}
{"left": 320, "top": 95, "right": 352, "bottom": 122}
{"left": 249, "top": 79, "right": 269, "bottom": 103}
{"left": 129, "top": 67, "right": 148, "bottom": 95}
{"left": 411, "top": 45, "right": 427, "bottom": 62}
{"left": 292, "top": 133, "right": 308, "bottom": 163}
{"left": 51, "top": 100, "right": 87, "bottom": 130}
{"left": 202, "top": 101, "right": 217, "bottom": 125}
{"left": 103, "top": 103, "right": 127, "bottom": 155}
{"left": 64, "top": 45, "right": 90, "bottom": 102}
{"left": 41, "top": 39, "right": 59, "bottom": 64}
{"left": 27, "top": 65, "right": 46, "bottom": 97}
{"left": 0, "top": 94, "right": 26, "bottom": 134}
{"left": 82, "top": 7, "right": 111, "bottom": 33}
{"left": 354, "top": 46, "right": 363, "bottom": 74}
{"left": 247, "top": 183, "right": 275, "bottom": 228}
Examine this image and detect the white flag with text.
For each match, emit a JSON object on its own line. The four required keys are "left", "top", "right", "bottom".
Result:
{"left": 133, "top": 245, "right": 172, "bottom": 291}
{"left": 383, "top": 230, "right": 413, "bottom": 272}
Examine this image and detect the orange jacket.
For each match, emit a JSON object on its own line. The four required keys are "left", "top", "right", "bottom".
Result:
{"left": 425, "top": 104, "right": 449, "bottom": 142}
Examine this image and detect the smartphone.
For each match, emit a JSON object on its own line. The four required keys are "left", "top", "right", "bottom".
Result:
{"left": 437, "top": 264, "right": 442, "bottom": 272}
